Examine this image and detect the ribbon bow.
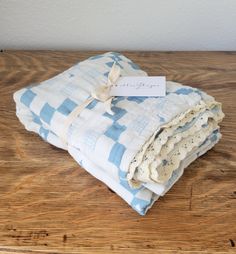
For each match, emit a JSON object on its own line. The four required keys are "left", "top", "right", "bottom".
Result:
{"left": 59, "top": 62, "right": 121, "bottom": 146}
{"left": 91, "top": 62, "right": 120, "bottom": 115}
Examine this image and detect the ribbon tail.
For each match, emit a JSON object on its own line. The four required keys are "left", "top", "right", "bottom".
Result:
{"left": 104, "top": 97, "right": 114, "bottom": 115}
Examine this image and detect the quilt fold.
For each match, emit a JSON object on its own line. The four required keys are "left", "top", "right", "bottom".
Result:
{"left": 14, "top": 52, "right": 224, "bottom": 215}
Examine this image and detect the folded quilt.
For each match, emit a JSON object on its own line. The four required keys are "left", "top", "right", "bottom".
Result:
{"left": 14, "top": 52, "right": 224, "bottom": 215}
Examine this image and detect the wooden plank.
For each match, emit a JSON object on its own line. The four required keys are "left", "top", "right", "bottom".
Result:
{"left": 0, "top": 51, "right": 235, "bottom": 254}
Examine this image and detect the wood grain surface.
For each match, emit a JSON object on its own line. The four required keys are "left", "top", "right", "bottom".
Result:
{"left": 0, "top": 51, "right": 235, "bottom": 254}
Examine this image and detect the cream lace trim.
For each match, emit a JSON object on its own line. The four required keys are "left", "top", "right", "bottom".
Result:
{"left": 127, "top": 98, "right": 224, "bottom": 188}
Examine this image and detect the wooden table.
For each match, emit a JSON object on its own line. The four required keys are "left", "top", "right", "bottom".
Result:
{"left": 0, "top": 51, "right": 235, "bottom": 254}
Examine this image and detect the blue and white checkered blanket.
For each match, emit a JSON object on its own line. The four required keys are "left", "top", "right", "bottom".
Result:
{"left": 14, "top": 52, "right": 224, "bottom": 215}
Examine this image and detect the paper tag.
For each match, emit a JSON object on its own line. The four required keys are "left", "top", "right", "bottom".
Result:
{"left": 110, "top": 76, "right": 166, "bottom": 97}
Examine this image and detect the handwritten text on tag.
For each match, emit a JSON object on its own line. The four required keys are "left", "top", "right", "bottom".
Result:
{"left": 110, "top": 76, "right": 166, "bottom": 97}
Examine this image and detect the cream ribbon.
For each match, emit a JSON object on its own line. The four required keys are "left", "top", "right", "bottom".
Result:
{"left": 59, "top": 62, "right": 121, "bottom": 146}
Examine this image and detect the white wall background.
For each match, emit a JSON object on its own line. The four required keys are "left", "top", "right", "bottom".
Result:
{"left": 1, "top": 0, "right": 236, "bottom": 51}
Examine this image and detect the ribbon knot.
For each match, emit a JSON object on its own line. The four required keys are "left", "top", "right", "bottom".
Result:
{"left": 91, "top": 62, "right": 121, "bottom": 115}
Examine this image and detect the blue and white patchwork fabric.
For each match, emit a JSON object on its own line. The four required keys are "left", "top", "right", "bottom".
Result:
{"left": 14, "top": 52, "right": 224, "bottom": 215}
